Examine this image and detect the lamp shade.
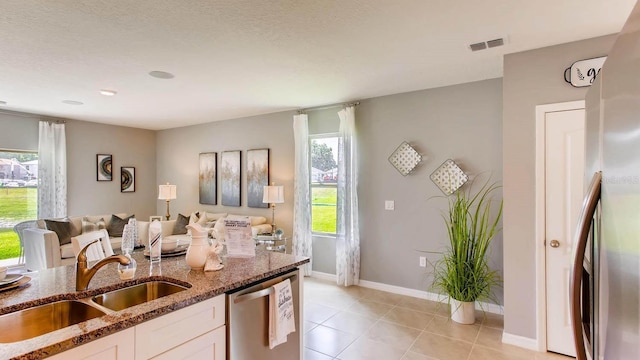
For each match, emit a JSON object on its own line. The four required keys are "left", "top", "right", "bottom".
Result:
{"left": 158, "top": 183, "right": 177, "bottom": 200}
{"left": 262, "top": 185, "right": 284, "bottom": 204}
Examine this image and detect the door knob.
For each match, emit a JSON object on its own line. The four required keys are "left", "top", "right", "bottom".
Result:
{"left": 550, "top": 239, "right": 560, "bottom": 248}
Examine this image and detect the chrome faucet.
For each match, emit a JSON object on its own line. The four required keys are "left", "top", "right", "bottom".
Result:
{"left": 76, "top": 240, "right": 130, "bottom": 291}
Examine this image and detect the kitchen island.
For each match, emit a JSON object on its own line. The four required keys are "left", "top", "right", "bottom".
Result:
{"left": 0, "top": 248, "right": 309, "bottom": 359}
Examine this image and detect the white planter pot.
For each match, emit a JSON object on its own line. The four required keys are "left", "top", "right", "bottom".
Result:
{"left": 450, "top": 299, "right": 475, "bottom": 324}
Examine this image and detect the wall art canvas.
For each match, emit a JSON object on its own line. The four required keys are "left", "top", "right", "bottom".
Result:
{"left": 97, "top": 154, "right": 112, "bottom": 181}
{"left": 247, "top": 149, "right": 269, "bottom": 208}
{"left": 121, "top": 167, "right": 135, "bottom": 193}
{"left": 199, "top": 152, "right": 217, "bottom": 205}
{"left": 220, "top": 151, "right": 241, "bottom": 206}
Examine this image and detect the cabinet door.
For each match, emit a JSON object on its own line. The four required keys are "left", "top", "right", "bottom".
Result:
{"left": 135, "top": 295, "right": 225, "bottom": 359}
{"left": 48, "top": 328, "right": 134, "bottom": 360}
{"left": 151, "top": 327, "right": 225, "bottom": 360}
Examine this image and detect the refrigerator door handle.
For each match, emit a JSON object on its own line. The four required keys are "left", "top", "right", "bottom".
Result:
{"left": 233, "top": 273, "right": 298, "bottom": 304}
{"left": 570, "top": 171, "right": 601, "bottom": 360}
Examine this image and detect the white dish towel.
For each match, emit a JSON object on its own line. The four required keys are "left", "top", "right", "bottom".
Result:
{"left": 269, "top": 278, "right": 296, "bottom": 349}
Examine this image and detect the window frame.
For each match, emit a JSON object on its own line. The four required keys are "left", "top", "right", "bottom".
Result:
{"left": 309, "top": 133, "right": 339, "bottom": 236}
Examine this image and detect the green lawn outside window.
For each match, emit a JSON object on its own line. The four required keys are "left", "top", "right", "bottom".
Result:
{"left": 311, "top": 187, "right": 337, "bottom": 234}
{"left": 0, "top": 187, "right": 37, "bottom": 259}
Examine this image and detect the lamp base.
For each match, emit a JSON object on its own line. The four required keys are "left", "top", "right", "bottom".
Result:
{"left": 165, "top": 200, "right": 171, "bottom": 221}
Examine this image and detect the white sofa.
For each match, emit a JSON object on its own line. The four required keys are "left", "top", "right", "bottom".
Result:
{"left": 23, "top": 212, "right": 271, "bottom": 271}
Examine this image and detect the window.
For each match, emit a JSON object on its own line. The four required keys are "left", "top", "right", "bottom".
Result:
{"left": 310, "top": 135, "right": 338, "bottom": 234}
{"left": 0, "top": 150, "right": 38, "bottom": 263}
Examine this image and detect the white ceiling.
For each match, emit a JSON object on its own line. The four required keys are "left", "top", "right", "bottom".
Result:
{"left": 0, "top": 1, "right": 635, "bottom": 130}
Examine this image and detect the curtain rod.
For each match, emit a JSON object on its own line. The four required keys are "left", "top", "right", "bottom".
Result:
{"left": 298, "top": 101, "right": 360, "bottom": 114}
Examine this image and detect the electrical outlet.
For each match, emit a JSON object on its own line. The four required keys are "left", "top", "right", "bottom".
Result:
{"left": 419, "top": 256, "right": 427, "bottom": 267}
{"left": 385, "top": 200, "right": 395, "bottom": 210}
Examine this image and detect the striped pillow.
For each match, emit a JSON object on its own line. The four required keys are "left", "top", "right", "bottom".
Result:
{"left": 82, "top": 217, "right": 106, "bottom": 234}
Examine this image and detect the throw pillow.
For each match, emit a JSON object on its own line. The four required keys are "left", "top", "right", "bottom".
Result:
{"left": 108, "top": 214, "right": 135, "bottom": 237}
{"left": 188, "top": 211, "right": 200, "bottom": 225}
{"left": 197, "top": 212, "right": 227, "bottom": 225}
{"left": 173, "top": 213, "right": 190, "bottom": 235}
{"left": 45, "top": 219, "right": 76, "bottom": 245}
{"left": 82, "top": 217, "right": 106, "bottom": 233}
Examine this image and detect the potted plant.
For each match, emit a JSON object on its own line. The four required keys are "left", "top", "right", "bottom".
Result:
{"left": 431, "top": 179, "right": 503, "bottom": 324}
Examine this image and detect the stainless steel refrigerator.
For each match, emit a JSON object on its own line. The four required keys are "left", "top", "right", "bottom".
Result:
{"left": 573, "top": 2, "right": 640, "bottom": 359}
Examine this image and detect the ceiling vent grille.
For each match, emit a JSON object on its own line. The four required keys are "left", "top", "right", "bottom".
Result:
{"left": 487, "top": 38, "right": 504, "bottom": 48}
{"left": 469, "top": 42, "right": 487, "bottom": 51}
{"left": 469, "top": 37, "right": 505, "bottom": 51}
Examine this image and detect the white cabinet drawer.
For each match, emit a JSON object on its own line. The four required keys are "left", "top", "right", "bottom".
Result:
{"left": 49, "top": 328, "right": 135, "bottom": 360}
{"left": 151, "top": 326, "right": 225, "bottom": 360}
{"left": 135, "top": 295, "right": 225, "bottom": 359}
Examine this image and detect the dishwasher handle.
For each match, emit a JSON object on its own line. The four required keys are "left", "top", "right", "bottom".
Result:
{"left": 233, "top": 273, "right": 298, "bottom": 304}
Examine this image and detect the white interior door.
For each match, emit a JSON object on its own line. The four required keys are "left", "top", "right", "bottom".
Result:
{"left": 545, "top": 108, "right": 585, "bottom": 356}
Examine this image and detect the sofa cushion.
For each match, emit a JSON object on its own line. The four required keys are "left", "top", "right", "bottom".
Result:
{"left": 248, "top": 216, "right": 267, "bottom": 226}
{"left": 196, "top": 212, "right": 227, "bottom": 226}
{"left": 44, "top": 219, "right": 76, "bottom": 245}
{"left": 82, "top": 217, "right": 106, "bottom": 233}
{"left": 60, "top": 243, "right": 75, "bottom": 259}
{"left": 173, "top": 214, "right": 190, "bottom": 235}
{"left": 108, "top": 214, "right": 135, "bottom": 237}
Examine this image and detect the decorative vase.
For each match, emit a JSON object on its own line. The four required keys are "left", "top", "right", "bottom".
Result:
{"left": 185, "top": 224, "right": 209, "bottom": 271}
{"left": 450, "top": 299, "right": 475, "bottom": 324}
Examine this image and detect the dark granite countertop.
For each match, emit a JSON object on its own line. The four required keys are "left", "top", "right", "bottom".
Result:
{"left": 0, "top": 248, "right": 309, "bottom": 359}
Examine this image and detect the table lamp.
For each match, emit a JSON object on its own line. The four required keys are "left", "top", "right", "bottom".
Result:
{"left": 158, "top": 183, "right": 177, "bottom": 220}
{"left": 262, "top": 183, "right": 284, "bottom": 233}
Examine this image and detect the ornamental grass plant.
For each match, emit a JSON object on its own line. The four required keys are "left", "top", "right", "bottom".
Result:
{"left": 432, "top": 179, "right": 503, "bottom": 303}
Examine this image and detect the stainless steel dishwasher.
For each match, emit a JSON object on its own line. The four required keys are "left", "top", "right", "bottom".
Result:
{"left": 226, "top": 268, "right": 301, "bottom": 360}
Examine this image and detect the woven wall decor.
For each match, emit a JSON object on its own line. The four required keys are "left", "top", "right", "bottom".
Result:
{"left": 430, "top": 159, "right": 468, "bottom": 195}
{"left": 388, "top": 142, "right": 422, "bottom": 176}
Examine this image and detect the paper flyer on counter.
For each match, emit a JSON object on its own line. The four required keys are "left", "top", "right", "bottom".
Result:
{"left": 224, "top": 217, "right": 255, "bottom": 257}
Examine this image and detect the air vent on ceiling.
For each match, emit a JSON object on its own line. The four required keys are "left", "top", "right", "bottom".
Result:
{"left": 469, "top": 42, "right": 487, "bottom": 51}
{"left": 487, "top": 38, "right": 504, "bottom": 48}
{"left": 469, "top": 37, "right": 505, "bottom": 51}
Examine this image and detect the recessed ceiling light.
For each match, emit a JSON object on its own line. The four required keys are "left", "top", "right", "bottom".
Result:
{"left": 0, "top": 101, "right": 6, "bottom": 105}
{"left": 149, "top": 71, "right": 175, "bottom": 79}
{"left": 62, "top": 100, "right": 84, "bottom": 105}
{"left": 99, "top": 89, "right": 117, "bottom": 96}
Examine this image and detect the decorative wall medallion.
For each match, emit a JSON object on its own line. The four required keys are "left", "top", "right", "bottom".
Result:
{"left": 388, "top": 142, "right": 422, "bottom": 176}
{"left": 430, "top": 159, "right": 468, "bottom": 195}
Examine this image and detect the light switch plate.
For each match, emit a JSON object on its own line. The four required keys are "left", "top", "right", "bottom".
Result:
{"left": 385, "top": 200, "right": 395, "bottom": 210}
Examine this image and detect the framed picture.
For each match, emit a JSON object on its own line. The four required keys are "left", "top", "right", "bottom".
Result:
{"left": 220, "top": 150, "right": 241, "bottom": 206}
{"left": 199, "top": 152, "right": 217, "bottom": 205}
{"left": 97, "top": 154, "right": 112, "bottom": 181}
{"left": 149, "top": 216, "right": 162, "bottom": 222}
{"left": 121, "top": 167, "right": 135, "bottom": 193}
{"left": 247, "top": 149, "right": 269, "bottom": 208}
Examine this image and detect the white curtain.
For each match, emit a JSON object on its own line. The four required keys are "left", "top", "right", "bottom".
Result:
{"left": 38, "top": 121, "right": 67, "bottom": 219}
{"left": 292, "top": 114, "right": 312, "bottom": 275}
{"left": 336, "top": 106, "right": 360, "bottom": 286}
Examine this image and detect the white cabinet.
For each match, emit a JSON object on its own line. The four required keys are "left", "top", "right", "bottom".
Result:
{"left": 49, "top": 328, "right": 135, "bottom": 360}
{"left": 151, "top": 326, "right": 225, "bottom": 360}
{"left": 135, "top": 295, "right": 226, "bottom": 359}
{"left": 52, "top": 295, "right": 226, "bottom": 360}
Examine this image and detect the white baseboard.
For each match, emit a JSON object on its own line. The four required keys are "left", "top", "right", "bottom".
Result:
{"left": 502, "top": 332, "right": 540, "bottom": 351}
{"left": 310, "top": 271, "right": 503, "bottom": 315}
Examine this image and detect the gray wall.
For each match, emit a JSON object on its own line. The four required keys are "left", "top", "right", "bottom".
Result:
{"left": 0, "top": 110, "right": 157, "bottom": 219}
{"left": 155, "top": 111, "right": 296, "bottom": 238}
{"left": 502, "top": 34, "right": 617, "bottom": 338}
{"left": 0, "top": 110, "right": 39, "bottom": 151}
{"left": 65, "top": 119, "right": 157, "bottom": 218}
{"left": 358, "top": 79, "right": 503, "bottom": 297}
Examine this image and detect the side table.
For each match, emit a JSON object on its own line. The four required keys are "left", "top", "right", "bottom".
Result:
{"left": 254, "top": 236, "right": 288, "bottom": 253}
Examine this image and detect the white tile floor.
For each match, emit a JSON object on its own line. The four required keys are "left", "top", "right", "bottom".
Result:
{"left": 303, "top": 277, "right": 573, "bottom": 360}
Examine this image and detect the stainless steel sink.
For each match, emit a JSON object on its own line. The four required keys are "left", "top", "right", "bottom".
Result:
{"left": 91, "top": 281, "right": 188, "bottom": 311}
{"left": 0, "top": 300, "right": 107, "bottom": 343}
